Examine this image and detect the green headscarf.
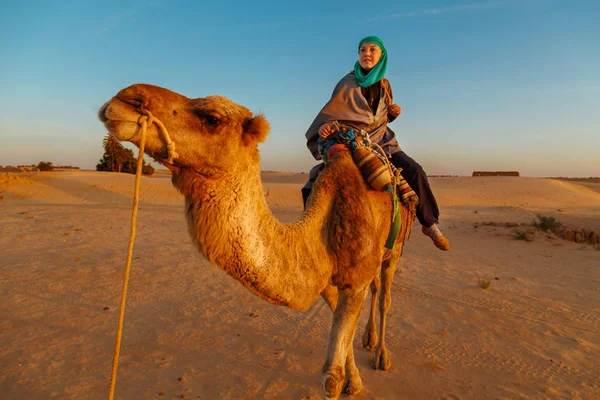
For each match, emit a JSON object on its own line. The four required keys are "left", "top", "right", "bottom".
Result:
{"left": 353, "top": 36, "right": 388, "bottom": 88}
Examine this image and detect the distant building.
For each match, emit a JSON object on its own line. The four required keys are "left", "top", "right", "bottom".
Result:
{"left": 472, "top": 171, "right": 520, "bottom": 177}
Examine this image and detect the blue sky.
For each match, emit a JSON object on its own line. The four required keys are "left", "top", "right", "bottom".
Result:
{"left": 1, "top": 0, "right": 598, "bottom": 176}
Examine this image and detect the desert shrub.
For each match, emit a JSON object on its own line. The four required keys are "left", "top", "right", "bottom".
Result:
{"left": 514, "top": 231, "right": 532, "bottom": 241}
{"left": 532, "top": 214, "right": 561, "bottom": 231}
{"left": 55, "top": 164, "right": 79, "bottom": 169}
{"left": 477, "top": 274, "right": 491, "bottom": 290}
{"left": 37, "top": 161, "right": 54, "bottom": 171}
{"left": 142, "top": 163, "right": 155, "bottom": 176}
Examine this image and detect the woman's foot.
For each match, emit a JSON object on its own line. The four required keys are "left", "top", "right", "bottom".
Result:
{"left": 422, "top": 224, "right": 450, "bottom": 251}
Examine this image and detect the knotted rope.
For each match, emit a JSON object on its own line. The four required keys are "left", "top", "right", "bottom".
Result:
{"left": 138, "top": 109, "right": 179, "bottom": 164}
{"left": 108, "top": 108, "right": 177, "bottom": 400}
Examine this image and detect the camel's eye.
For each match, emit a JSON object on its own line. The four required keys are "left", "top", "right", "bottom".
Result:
{"left": 192, "top": 108, "right": 223, "bottom": 127}
{"left": 205, "top": 115, "right": 220, "bottom": 125}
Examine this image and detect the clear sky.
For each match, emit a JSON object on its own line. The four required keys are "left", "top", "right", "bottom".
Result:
{"left": 1, "top": 0, "right": 598, "bottom": 177}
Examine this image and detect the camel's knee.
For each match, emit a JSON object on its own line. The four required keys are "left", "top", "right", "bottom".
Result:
{"left": 379, "top": 292, "right": 392, "bottom": 314}
{"left": 370, "top": 274, "right": 380, "bottom": 294}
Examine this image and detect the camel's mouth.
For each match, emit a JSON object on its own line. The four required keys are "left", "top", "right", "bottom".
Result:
{"left": 98, "top": 97, "right": 144, "bottom": 142}
{"left": 98, "top": 96, "right": 178, "bottom": 171}
{"left": 98, "top": 96, "right": 141, "bottom": 124}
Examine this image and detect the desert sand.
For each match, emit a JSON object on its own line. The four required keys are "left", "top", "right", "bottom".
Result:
{"left": 1, "top": 170, "right": 599, "bottom": 399}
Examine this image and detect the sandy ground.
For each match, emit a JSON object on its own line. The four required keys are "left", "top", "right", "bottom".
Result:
{"left": 1, "top": 170, "right": 599, "bottom": 400}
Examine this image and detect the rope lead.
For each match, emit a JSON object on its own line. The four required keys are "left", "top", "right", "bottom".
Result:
{"left": 108, "top": 108, "right": 176, "bottom": 400}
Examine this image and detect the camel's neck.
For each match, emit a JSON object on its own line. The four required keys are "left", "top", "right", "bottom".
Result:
{"left": 175, "top": 161, "right": 333, "bottom": 310}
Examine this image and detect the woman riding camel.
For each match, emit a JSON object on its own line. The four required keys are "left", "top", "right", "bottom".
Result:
{"left": 302, "top": 35, "right": 450, "bottom": 251}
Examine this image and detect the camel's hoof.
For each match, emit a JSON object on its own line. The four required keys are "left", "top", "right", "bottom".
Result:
{"left": 372, "top": 347, "right": 392, "bottom": 371}
{"left": 343, "top": 374, "right": 363, "bottom": 396}
{"left": 361, "top": 328, "right": 378, "bottom": 351}
{"left": 322, "top": 366, "right": 344, "bottom": 400}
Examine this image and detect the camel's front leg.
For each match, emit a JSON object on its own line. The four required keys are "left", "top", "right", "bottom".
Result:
{"left": 320, "top": 286, "right": 363, "bottom": 396}
{"left": 372, "top": 257, "right": 397, "bottom": 371}
{"left": 322, "top": 286, "right": 368, "bottom": 400}
{"left": 361, "top": 272, "right": 380, "bottom": 350}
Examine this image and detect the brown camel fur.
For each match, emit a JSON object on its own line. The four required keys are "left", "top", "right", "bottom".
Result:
{"left": 98, "top": 84, "right": 415, "bottom": 399}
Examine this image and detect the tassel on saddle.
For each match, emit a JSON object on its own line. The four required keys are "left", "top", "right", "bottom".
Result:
{"left": 394, "top": 168, "right": 418, "bottom": 210}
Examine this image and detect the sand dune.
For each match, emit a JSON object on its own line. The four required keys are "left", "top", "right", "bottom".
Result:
{"left": 1, "top": 171, "right": 599, "bottom": 399}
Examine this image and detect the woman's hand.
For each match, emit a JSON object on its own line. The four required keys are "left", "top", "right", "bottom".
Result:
{"left": 389, "top": 104, "right": 402, "bottom": 117}
{"left": 318, "top": 122, "right": 335, "bottom": 138}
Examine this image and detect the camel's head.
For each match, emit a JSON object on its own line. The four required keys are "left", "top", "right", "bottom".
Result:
{"left": 98, "top": 84, "right": 270, "bottom": 175}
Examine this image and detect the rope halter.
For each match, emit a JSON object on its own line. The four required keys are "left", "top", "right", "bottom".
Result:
{"left": 137, "top": 108, "right": 179, "bottom": 164}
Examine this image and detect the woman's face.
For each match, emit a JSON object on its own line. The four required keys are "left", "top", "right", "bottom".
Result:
{"left": 358, "top": 43, "right": 382, "bottom": 70}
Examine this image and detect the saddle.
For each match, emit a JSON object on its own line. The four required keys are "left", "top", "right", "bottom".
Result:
{"left": 317, "top": 122, "right": 417, "bottom": 200}
{"left": 317, "top": 122, "right": 418, "bottom": 250}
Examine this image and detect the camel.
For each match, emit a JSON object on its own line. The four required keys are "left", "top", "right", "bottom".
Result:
{"left": 98, "top": 84, "right": 415, "bottom": 399}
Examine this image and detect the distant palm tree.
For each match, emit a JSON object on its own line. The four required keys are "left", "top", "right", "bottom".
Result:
{"left": 114, "top": 147, "right": 127, "bottom": 173}
{"left": 102, "top": 135, "right": 124, "bottom": 172}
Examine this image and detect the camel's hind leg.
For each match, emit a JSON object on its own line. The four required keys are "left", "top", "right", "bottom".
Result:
{"left": 361, "top": 272, "right": 380, "bottom": 350}
{"left": 320, "top": 286, "right": 363, "bottom": 396}
{"left": 372, "top": 255, "right": 398, "bottom": 371}
{"left": 321, "top": 286, "right": 368, "bottom": 399}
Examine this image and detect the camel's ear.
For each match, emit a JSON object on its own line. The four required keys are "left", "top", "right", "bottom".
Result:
{"left": 242, "top": 115, "right": 270, "bottom": 146}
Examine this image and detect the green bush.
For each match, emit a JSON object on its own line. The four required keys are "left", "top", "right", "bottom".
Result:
{"left": 514, "top": 231, "right": 532, "bottom": 241}
{"left": 532, "top": 214, "right": 561, "bottom": 232}
{"left": 142, "top": 164, "right": 155, "bottom": 176}
{"left": 37, "top": 161, "right": 54, "bottom": 171}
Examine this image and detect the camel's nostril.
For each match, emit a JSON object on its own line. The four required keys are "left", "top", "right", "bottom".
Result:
{"left": 116, "top": 85, "right": 150, "bottom": 108}
{"left": 116, "top": 95, "right": 144, "bottom": 108}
